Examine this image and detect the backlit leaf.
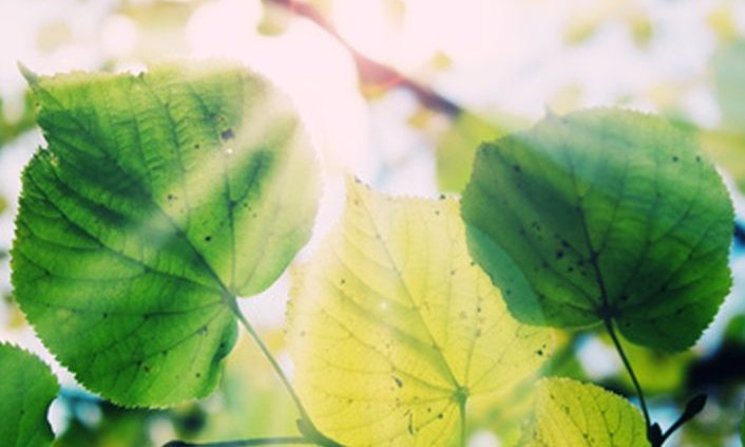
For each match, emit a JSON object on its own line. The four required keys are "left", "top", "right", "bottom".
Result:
{"left": 461, "top": 109, "right": 733, "bottom": 351}
{"left": 288, "top": 179, "right": 550, "bottom": 446}
{"left": 12, "top": 62, "right": 320, "bottom": 406}
{"left": 0, "top": 343, "right": 59, "bottom": 447}
{"left": 522, "top": 377, "right": 650, "bottom": 447}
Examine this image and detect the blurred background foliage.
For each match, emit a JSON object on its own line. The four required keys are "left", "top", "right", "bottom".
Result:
{"left": 2, "top": 0, "right": 745, "bottom": 445}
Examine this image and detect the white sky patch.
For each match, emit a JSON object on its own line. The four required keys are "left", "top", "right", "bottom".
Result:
{"left": 576, "top": 335, "right": 621, "bottom": 380}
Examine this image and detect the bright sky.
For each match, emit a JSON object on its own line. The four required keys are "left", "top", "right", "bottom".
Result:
{"left": 1, "top": 1, "right": 745, "bottom": 444}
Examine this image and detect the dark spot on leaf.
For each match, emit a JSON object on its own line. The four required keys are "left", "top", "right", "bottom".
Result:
{"left": 205, "top": 235, "right": 212, "bottom": 242}
{"left": 536, "top": 349, "right": 544, "bottom": 356}
{"left": 393, "top": 376, "right": 403, "bottom": 388}
{"left": 143, "top": 365, "right": 151, "bottom": 373}
{"left": 555, "top": 250, "right": 564, "bottom": 259}
{"left": 102, "top": 313, "right": 108, "bottom": 319}
{"left": 437, "top": 413, "right": 444, "bottom": 419}
{"left": 167, "top": 194, "right": 175, "bottom": 201}
{"left": 513, "top": 164, "right": 522, "bottom": 173}
{"left": 439, "top": 194, "right": 446, "bottom": 200}
{"left": 220, "top": 129, "right": 234, "bottom": 140}
{"left": 195, "top": 372, "right": 202, "bottom": 378}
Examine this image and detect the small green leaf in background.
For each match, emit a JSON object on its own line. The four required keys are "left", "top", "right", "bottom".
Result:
{"left": 712, "top": 39, "right": 745, "bottom": 132}
{"left": 436, "top": 112, "right": 509, "bottom": 193}
{"left": 703, "top": 39, "right": 745, "bottom": 194}
{"left": 288, "top": 179, "right": 550, "bottom": 445}
{"left": 461, "top": 109, "right": 733, "bottom": 351}
{"left": 12, "top": 62, "right": 320, "bottom": 407}
{"left": 0, "top": 343, "right": 59, "bottom": 447}
{"left": 522, "top": 377, "right": 650, "bottom": 446}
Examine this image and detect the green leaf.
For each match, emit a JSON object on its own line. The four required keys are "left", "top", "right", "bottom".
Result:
{"left": 0, "top": 343, "right": 59, "bottom": 447}
{"left": 522, "top": 377, "right": 650, "bottom": 446}
{"left": 288, "top": 179, "right": 550, "bottom": 445}
{"left": 461, "top": 109, "right": 733, "bottom": 351}
{"left": 12, "top": 62, "right": 320, "bottom": 407}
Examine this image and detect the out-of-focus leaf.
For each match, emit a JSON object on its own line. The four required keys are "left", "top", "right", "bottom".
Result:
{"left": 598, "top": 333, "right": 691, "bottom": 395}
{"left": 55, "top": 402, "right": 154, "bottom": 447}
{"left": 0, "top": 343, "right": 59, "bottom": 447}
{"left": 708, "top": 6, "right": 739, "bottom": 44}
{"left": 699, "top": 129, "right": 745, "bottom": 193}
{"left": 462, "top": 109, "right": 733, "bottom": 351}
{"left": 627, "top": 12, "right": 653, "bottom": 49}
{"left": 0, "top": 91, "right": 37, "bottom": 147}
{"left": 712, "top": 40, "right": 745, "bottom": 131}
{"left": 436, "top": 112, "right": 507, "bottom": 193}
{"left": 288, "top": 179, "right": 550, "bottom": 445}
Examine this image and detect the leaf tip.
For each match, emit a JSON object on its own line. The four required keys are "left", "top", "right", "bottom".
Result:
{"left": 17, "top": 62, "right": 39, "bottom": 86}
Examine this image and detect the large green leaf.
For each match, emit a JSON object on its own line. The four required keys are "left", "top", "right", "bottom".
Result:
{"left": 461, "top": 109, "right": 733, "bottom": 351}
{"left": 288, "top": 180, "right": 550, "bottom": 446}
{"left": 11, "top": 63, "right": 320, "bottom": 406}
{"left": 0, "top": 343, "right": 59, "bottom": 447}
{"left": 522, "top": 377, "right": 650, "bottom": 446}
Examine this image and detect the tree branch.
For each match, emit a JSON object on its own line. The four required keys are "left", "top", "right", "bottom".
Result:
{"left": 262, "top": 0, "right": 462, "bottom": 118}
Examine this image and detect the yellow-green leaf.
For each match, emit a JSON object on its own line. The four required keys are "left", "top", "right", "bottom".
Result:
{"left": 288, "top": 180, "right": 551, "bottom": 446}
{"left": 523, "top": 377, "right": 650, "bottom": 447}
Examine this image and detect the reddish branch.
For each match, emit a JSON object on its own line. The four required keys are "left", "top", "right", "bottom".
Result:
{"left": 263, "top": 0, "right": 462, "bottom": 118}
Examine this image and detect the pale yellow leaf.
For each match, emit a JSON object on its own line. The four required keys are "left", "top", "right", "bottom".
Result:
{"left": 288, "top": 179, "right": 550, "bottom": 446}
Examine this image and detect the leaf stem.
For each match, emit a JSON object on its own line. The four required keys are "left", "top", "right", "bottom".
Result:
{"left": 458, "top": 396, "right": 467, "bottom": 447}
{"left": 603, "top": 318, "right": 651, "bottom": 431}
{"left": 228, "top": 300, "right": 313, "bottom": 426}
{"left": 164, "top": 436, "right": 315, "bottom": 447}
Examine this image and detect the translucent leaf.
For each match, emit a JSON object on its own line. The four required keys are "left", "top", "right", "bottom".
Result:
{"left": 0, "top": 343, "right": 59, "bottom": 447}
{"left": 461, "top": 109, "right": 733, "bottom": 351}
{"left": 522, "top": 377, "right": 650, "bottom": 447}
{"left": 12, "top": 62, "right": 320, "bottom": 407}
{"left": 288, "top": 179, "right": 550, "bottom": 446}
